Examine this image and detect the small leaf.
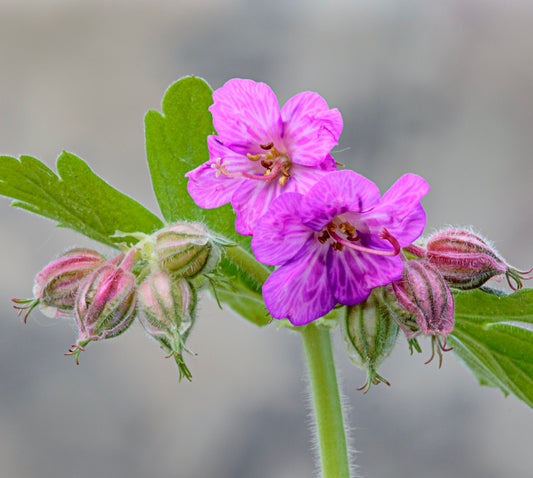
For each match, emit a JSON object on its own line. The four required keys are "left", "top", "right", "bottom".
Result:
{"left": 145, "top": 76, "right": 246, "bottom": 246}
{"left": 0, "top": 152, "right": 163, "bottom": 246}
{"left": 449, "top": 288, "right": 533, "bottom": 409}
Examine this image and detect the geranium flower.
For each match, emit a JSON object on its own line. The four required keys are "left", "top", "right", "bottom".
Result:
{"left": 251, "top": 170, "right": 430, "bottom": 326}
{"left": 185, "top": 78, "right": 343, "bottom": 235}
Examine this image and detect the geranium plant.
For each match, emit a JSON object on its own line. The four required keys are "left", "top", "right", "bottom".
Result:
{"left": 2, "top": 76, "right": 533, "bottom": 477}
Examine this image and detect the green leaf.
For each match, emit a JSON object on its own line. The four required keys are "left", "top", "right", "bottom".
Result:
{"left": 449, "top": 288, "right": 533, "bottom": 409}
{"left": 0, "top": 152, "right": 163, "bottom": 247}
{"left": 145, "top": 76, "right": 246, "bottom": 246}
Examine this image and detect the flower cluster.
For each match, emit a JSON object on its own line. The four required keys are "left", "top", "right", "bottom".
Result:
{"left": 186, "top": 78, "right": 533, "bottom": 387}
{"left": 13, "top": 223, "right": 223, "bottom": 380}
{"left": 187, "top": 78, "right": 432, "bottom": 326}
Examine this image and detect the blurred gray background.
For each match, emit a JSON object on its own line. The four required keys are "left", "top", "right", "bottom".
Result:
{"left": 1, "top": 1, "right": 533, "bottom": 477}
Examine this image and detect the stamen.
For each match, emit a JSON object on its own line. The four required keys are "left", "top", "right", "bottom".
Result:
{"left": 215, "top": 145, "right": 292, "bottom": 185}
{"left": 326, "top": 225, "right": 401, "bottom": 257}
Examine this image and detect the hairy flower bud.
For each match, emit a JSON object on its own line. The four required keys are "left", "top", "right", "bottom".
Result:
{"left": 426, "top": 229, "right": 533, "bottom": 291}
{"left": 66, "top": 251, "right": 137, "bottom": 363}
{"left": 138, "top": 269, "right": 197, "bottom": 381}
{"left": 154, "top": 222, "right": 221, "bottom": 278}
{"left": 391, "top": 259, "right": 454, "bottom": 366}
{"left": 342, "top": 288, "right": 399, "bottom": 393}
{"left": 12, "top": 248, "right": 106, "bottom": 323}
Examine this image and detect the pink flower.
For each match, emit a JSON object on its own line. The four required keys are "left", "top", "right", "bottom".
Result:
{"left": 185, "top": 78, "right": 343, "bottom": 235}
{"left": 251, "top": 170, "right": 430, "bottom": 326}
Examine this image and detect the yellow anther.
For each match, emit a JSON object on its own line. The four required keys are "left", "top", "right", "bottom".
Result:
{"left": 265, "top": 151, "right": 274, "bottom": 160}
{"left": 247, "top": 153, "right": 261, "bottom": 161}
{"left": 278, "top": 175, "right": 288, "bottom": 186}
{"left": 260, "top": 142, "right": 274, "bottom": 150}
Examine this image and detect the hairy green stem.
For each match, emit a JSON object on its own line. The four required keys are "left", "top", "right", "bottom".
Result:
{"left": 224, "top": 244, "right": 271, "bottom": 286}
{"left": 301, "top": 323, "right": 351, "bottom": 478}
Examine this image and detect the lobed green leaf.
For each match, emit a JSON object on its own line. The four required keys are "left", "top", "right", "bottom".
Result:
{"left": 450, "top": 288, "right": 533, "bottom": 409}
{"left": 0, "top": 152, "right": 163, "bottom": 247}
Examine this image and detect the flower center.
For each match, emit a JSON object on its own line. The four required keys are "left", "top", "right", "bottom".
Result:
{"left": 318, "top": 218, "right": 401, "bottom": 257}
{"left": 212, "top": 142, "right": 292, "bottom": 186}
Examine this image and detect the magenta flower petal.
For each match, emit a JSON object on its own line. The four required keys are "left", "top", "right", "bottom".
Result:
{"left": 251, "top": 192, "right": 313, "bottom": 266}
{"left": 364, "top": 174, "right": 430, "bottom": 245}
{"left": 209, "top": 79, "right": 283, "bottom": 153}
{"left": 328, "top": 249, "right": 402, "bottom": 305}
{"left": 232, "top": 179, "right": 285, "bottom": 236}
{"left": 185, "top": 137, "right": 248, "bottom": 208}
{"left": 300, "top": 170, "right": 381, "bottom": 231}
{"left": 281, "top": 91, "right": 343, "bottom": 167}
{"left": 262, "top": 242, "right": 335, "bottom": 325}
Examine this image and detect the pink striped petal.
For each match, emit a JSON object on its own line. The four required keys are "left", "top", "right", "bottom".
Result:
{"left": 281, "top": 92, "right": 343, "bottom": 167}
{"left": 251, "top": 192, "right": 313, "bottom": 265}
{"left": 262, "top": 241, "right": 334, "bottom": 325}
{"left": 210, "top": 79, "right": 283, "bottom": 153}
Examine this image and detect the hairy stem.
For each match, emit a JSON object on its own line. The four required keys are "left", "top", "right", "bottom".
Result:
{"left": 301, "top": 323, "right": 351, "bottom": 478}
{"left": 224, "top": 244, "right": 271, "bottom": 286}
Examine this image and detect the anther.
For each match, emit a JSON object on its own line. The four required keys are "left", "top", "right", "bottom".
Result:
{"left": 260, "top": 142, "right": 274, "bottom": 150}
{"left": 333, "top": 242, "right": 344, "bottom": 252}
{"left": 317, "top": 231, "right": 330, "bottom": 244}
{"left": 246, "top": 153, "right": 261, "bottom": 161}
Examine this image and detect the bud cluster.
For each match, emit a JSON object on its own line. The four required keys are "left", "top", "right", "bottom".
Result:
{"left": 13, "top": 222, "right": 223, "bottom": 378}
{"left": 381, "top": 228, "right": 533, "bottom": 368}
{"left": 342, "top": 228, "right": 533, "bottom": 386}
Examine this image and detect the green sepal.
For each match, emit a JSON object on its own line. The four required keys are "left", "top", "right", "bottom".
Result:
{"left": 0, "top": 152, "right": 163, "bottom": 247}
{"left": 450, "top": 288, "right": 533, "bottom": 409}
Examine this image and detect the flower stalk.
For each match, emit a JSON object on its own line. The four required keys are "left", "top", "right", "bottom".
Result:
{"left": 300, "top": 322, "right": 351, "bottom": 478}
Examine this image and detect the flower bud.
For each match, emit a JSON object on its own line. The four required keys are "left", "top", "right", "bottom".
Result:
{"left": 154, "top": 222, "right": 221, "bottom": 278}
{"left": 12, "top": 248, "right": 106, "bottom": 322}
{"left": 342, "top": 288, "right": 399, "bottom": 393}
{"left": 426, "top": 229, "right": 533, "bottom": 291}
{"left": 426, "top": 229, "right": 507, "bottom": 289}
{"left": 391, "top": 259, "right": 454, "bottom": 366}
{"left": 138, "top": 269, "right": 197, "bottom": 381}
{"left": 66, "top": 251, "right": 137, "bottom": 363}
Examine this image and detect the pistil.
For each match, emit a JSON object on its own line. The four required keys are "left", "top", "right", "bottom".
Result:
{"left": 326, "top": 224, "right": 401, "bottom": 257}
